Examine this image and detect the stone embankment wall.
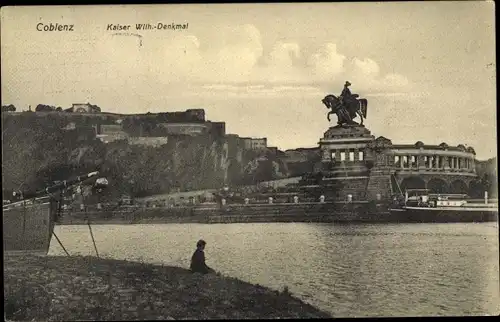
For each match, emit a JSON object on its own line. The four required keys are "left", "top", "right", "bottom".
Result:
{"left": 58, "top": 201, "right": 385, "bottom": 225}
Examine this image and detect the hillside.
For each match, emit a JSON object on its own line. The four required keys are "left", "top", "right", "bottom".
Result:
{"left": 1, "top": 112, "right": 289, "bottom": 200}
{"left": 474, "top": 157, "right": 498, "bottom": 197}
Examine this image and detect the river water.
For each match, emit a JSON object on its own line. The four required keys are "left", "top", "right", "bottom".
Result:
{"left": 49, "top": 222, "right": 499, "bottom": 317}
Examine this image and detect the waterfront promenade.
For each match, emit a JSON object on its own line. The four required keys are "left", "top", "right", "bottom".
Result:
{"left": 59, "top": 198, "right": 498, "bottom": 225}
{"left": 59, "top": 201, "right": 378, "bottom": 225}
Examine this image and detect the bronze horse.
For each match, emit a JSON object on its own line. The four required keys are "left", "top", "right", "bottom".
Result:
{"left": 322, "top": 94, "right": 368, "bottom": 126}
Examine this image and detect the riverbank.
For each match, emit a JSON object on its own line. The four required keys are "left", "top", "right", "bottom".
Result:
{"left": 4, "top": 254, "right": 332, "bottom": 320}
{"left": 58, "top": 202, "right": 498, "bottom": 225}
{"left": 59, "top": 202, "right": 378, "bottom": 225}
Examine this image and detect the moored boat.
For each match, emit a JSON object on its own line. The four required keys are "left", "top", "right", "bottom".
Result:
{"left": 3, "top": 197, "right": 56, "bottom": 255}
{"left": 2, "top": 171, "right": 106, "bottom": 256}
{"left": 389, "top": 189, "right": 498, "bottom": 223}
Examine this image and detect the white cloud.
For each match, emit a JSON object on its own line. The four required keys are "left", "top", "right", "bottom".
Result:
{"left": 344, "top": 56, "right": 411, "bottom": 94}
{"left": 353, "top": 57, "right": 380, "bottom": 77}
{"left": 2, "top": 23, "right": 411, "bottom": 106}
{"left": 267, "top": 42, "right": 301, "bottom": 68}
{"left": 307, "top": 43, "right": 346, "bottom": 79}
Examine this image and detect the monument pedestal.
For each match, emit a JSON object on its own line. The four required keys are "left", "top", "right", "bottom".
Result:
{"left": 316, "top": 125, "right": 375, "bottom": 201}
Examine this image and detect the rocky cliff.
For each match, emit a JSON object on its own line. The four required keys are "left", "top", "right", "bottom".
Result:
{"left": 1, "top": 113, "right": 289, "bottom": 199}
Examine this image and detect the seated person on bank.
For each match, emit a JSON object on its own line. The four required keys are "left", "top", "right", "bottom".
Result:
{"left": 190, "top": 239, "right": 215, "bottom": 274}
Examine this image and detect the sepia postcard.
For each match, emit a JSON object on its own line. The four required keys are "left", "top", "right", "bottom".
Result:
{"left": 2, "top": 2, "right": 498, "bottom": 320}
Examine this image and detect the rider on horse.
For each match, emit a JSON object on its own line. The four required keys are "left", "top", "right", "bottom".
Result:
{"left": 322, "top": 80, "right": 367, "bottom": 126}
{"left": 340, "top": 81, "right": 357, "bottom": 105}
{"left": 339, "top": 81, "right": 352, "bottom": 103}
{"left": 339, "top": 81, "right": 359, "bottom": 118}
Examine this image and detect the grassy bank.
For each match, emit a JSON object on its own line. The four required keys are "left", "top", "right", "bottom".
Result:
{"left": 4, "top": 255, "right": 332, "bottom": 320}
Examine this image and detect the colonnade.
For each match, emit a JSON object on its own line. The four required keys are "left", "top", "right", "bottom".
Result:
{"left": 393, "top": 154, "right": 475, "bottom": 171}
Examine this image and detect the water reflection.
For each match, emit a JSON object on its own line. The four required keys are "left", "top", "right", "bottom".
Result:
{"left": 50, "top": 222, "right": 499, "bottom": 317}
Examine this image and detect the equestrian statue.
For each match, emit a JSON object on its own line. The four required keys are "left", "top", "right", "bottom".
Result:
{"left": 322, "top": 81, "right": 368, "bottom": 126}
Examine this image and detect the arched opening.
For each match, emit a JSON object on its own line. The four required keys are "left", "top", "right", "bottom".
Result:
{"left": 450, "top": 180, "right": 468, "bottom": 194}
{"left": 427, "top": 178, "right": 449, "bottom": 194}
{"left": 400, "top": 176, "right": 426, "bottom": 192}
{"left": 468, "top": 179, "right": 486, "bottom": 198}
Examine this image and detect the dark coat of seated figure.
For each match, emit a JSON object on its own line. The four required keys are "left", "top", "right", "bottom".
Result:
{"left": 190, "top": 239, "right": 215, "bottom": 274}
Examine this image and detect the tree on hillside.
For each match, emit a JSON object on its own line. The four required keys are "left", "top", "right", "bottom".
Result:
{"left": 89, "top": 104, "right": 101, "bottom": 113}
{"left": 35, "top": 104, "right": 56, "bottom": 112}
{"left": 1, "top": 104, "right": 16, "bottom": 112}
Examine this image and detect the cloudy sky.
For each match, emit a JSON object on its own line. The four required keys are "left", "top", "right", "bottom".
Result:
{"left": 1, "top": 2, "right": 496, "bottom": 159}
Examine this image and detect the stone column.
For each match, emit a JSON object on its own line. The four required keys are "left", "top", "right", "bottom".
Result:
{"left": 435, "top": 155, "right": 440, "bottom": 169}
{"left": 418, "top": 154, "right": 426, "bottom": 170}
{"left": 443, "top": 156, "right": 450, "bottom": 170}
{"left": 400, "top": 155, "right": 404, "bottom": 168}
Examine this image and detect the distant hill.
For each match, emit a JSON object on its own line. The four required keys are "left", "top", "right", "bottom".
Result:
{"left": 473, "top": 157, "right": 497, "bottom": 198}
{"left": 475, "top": 157, "right": 497, "bottom": 176}
{"left": 282, "top": 147, "right": 321, "bottom": 177}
